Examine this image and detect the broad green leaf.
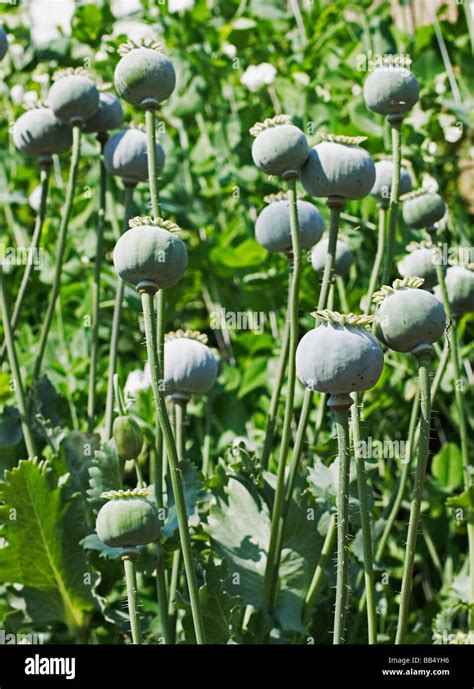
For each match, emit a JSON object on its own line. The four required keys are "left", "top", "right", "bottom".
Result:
{"left": 0, "top": 460, "right": 94, "bottom": 631}
{"left": 210, "top": 240, "right": 267, "bottom": 269}
{"left": 87, "top": 441, "right": 123, "bottom": 507}
{"left": 432, "top": 443, "right": 463, "bottom": 491}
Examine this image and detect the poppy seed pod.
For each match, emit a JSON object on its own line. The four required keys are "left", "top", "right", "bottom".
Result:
{"left": 371, "top": 159, "right": 412, "bottom": 207}
{"left": 363, "top": 61, "right": 419, "bottom": 118}
{"left": 104, "top": 127, "right": 165, "bottom": 187}
{"left": 0, "top": 27, "right": 7, "bottom": 60}
{"left": 250, "top": 115, "right": 309, "bottom": 178}
{"left": 255, "top": 193, "right": 324, "bottom": 254}
{"left": 113, "top": 216, "right": 188, "bottom": 292}
{"left": 13, "top": 106, "right": 72, "bottom": 159}
{"left": 374, "top": 277, "right": 446, "bottom": 353}
{"left": 402, "top": 189, "right": 446, "bottom": 230}
{"left": 48, "top": 69, "right": 100, "bottom": 126}
{"left": 163, "top": 330, "right": 218, "bottom": 400}
{"left": 296, "top": 311, "right": 384, "bottom": 395}
{"left": 398, "top": 245, "right": 438, "bottom": 289}
{"left": 311, "top": 237, "right": 353, "bottom": 277}
{"left": 113, "top": 415, "right": 144, "bottom": 462}
{"left": 300, "top": 134, "right": 376, "bottom": 200}
{"left": 83, "top": 90, "right": 124, "bottom": 135}
{"left": 96, "top": 489, "right": 160, "bottom": 548}
{"left": 434, "top": 265, "right": 474, "bottom": 317}
{"left": 114, "top": 39, "right": 176, "bottom": 109}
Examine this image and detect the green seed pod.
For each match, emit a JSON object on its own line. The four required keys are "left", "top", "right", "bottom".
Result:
{"left": 114, "top": 39, "right": 176, "bottom": 109}
{"left": 83, "top": 91, "right": 124, "bottom": 135}
{"left": 48, "top": 69, "right": 99, "bottom": 126}
{"left": 96, "top": 488, "right": 160, "bottom": 548}
{"left": 113, "top": 216, "right": 188, "bottom": 292}
{"left": 374, "top": 277, "right": 446, "bottom": 353}
{"left": 401, "top": 189, "right": 446, "bottom": 230}
{"left": 255, "top": 193, "right": 324, "bottom": 254}
{"left": 398, "top": 245, "right": 438, "bottom": 289}
{"left": 0, "top": 27, "right": 8, "bottom": 61}
{"left": 434, "top": 265, "right": 474, "bottom": 317}
{"left": 104, "top": 127, "right": 165, "bottom": 187}
{"left": 363, "top": 62, "right": 419, "bottom": 117}
{"left": 163, "top": 330, "right": 218, "bottom": 400}
{"left": 250, "top": 115, "right": 309, "bottom": 178}
{"left": 300, "top": 134, "right": 375, "bottom": 200}
{"left": 13, "top": 106, "right": 72, "bottom": 159}
{"left": 113, "top": 415, "right": 144, "bottom": 462}
{"left": 311, "top": 237, "right": 353, "bottom": 276}
{"left": 371, "top": 159, "right": 412, "bottom": 207}
{"left": 296, "top": 311, "right": 384, "bottom": 395}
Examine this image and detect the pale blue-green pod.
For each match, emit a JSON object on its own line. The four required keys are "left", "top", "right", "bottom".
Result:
{"left": 434, "top": 266, "right": 474, "bottom": 317}
{"left": 0, "top": 27, "right": 8, "bottom": 60}
{"left": 251, "top": 117, "right": 309, "bottom": 177}
{"left": 164, "top": 331, "right": 218, "bottom": 400}
{"left": 114, "top": 43, "right": 176, "bottom": 109}
{"left": 375, "top": 279, "right": 446, "bottom": 353}
{"left": 83, "top": 91, "right": 124, "bottom": 135}
{"left": 398, "top": 247, "right": 438, "bottom": 290}
{"left": 104, "top": 127, "right": 164, "bottom": 187}
{"left": 96, "top": 489, "right": 160, "bottom": 548}
{"left": 296, "top": 313, "right": 384, "bottom": 395}
{"left": 311, "top": 237, "right": 353, "bottom": 276}
{"left": 300, "top": 135, "right": 375, "bottom": 200}
{"left": 255, "top": 198, "right": 323, "bottom": 254}
{"left": 402, "top": 191, "right": 446, "bottom": 230}
{"left": 113, "top": 217, "right": 188, "bottom": 291}
{"left": 48, "top": 72, "right": 99, "bottom": 126}
{"left": 13, "top": 107, "right": 72, "bottom": 159}
{"left": 363, "top": 65, "right": 419, "bottom": 117}
{"left": 371, "top": 159, "right": 412, "bottom": 207}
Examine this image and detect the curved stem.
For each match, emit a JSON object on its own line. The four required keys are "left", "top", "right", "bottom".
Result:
{"left": 333, "top": 403, "right": 352, "bottom": 645}
{"left": 0, "top": 163, "right": 50, "bottom": 361}
{"left": 257, "top": 177, "right": 302, "bottom": 641}
{"left": 365, "top": 205, "right": 386, "bottom": 311}
{"left": 32, "top": 126, "right": 81, "bottom": 382}
{"left": 104, "top": 185, "right": 134, "bottom": 439}
{"left": 141, "top": 290, "right": 206, "bottom": 644}
{"left": 381, "top": 122, "right": 402, "bottom": 286}
{"left": 261, "top": 297, "right": 291, "bottom": 470}
{"left": 434, "top": 261, "right": 473, "bottom": 630}
{"left": 87, "top": 140, "right": 107, "bottom": 433}
{"left": 123, "top": 554, "right": 141, "bottom": 644}
{"left": 303, "top": 513, "right": 336, "bottom": 624}
{"left": 396, "top": 349, "right": 432, "bottom": 644}
{"left": 351, "top": 394, "right": 377, "bottom": 644}
{"left": 0, "top": 267, "right": 36, "bottom": 458}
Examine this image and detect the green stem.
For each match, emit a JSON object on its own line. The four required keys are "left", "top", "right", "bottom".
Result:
{"left": 168, "top": 548, "right": 181, "bottom": 643}
{"left": 434, "top": 261, "right": 473, "bottom": 630}
{"left": 381, "top": 122, "right": 402, "bottom": 286}
{"left": 104, "top": 185, "right": 135, "bottom": 439}
{"left": 202, "top": 397, "right": 213, "bottom": 476}
{"left": 87, "top": 139, "right": 107, "bottom": 433}
{"left": 123, "top": 553, "right": 141, "bottom": 644}
{"left": 319, "top": 201, "right": 342, "bottom": 311}
{"left": 336, "top": 275, "right": 349, "bottom": 313}
{"left": 257, "top": 177, "right": 302, "bottom": 642}
{"left": 365, "top": 205, "right": 386, "bottom": 311}
{"left": 396, "top": 347, "right": 432, "bottom": 644}
{"left": 332, "top": 397, "right": 352, "bottom": 645}
{"left": 141, "top": 290, "right": 206, "bottom": 644}
{"left": 0, "top": 266, "right": 36, "bottom": 458}
{"left": 351, "top": 395, "right": 377, "bottom": 644}
{"left": 145, "top": 108, "right": 161, "bottom": 217}
{"left": 261, "top": 297, "right": 291, "bottom": 470}
{"left": 32, "top": 126, "right": 82, "bottom": 382}
{"left": 303, "top": 513, "right": 336, "bottom": 624}
{"left": 0, "top": 162, "right": 50, "bottom": 362}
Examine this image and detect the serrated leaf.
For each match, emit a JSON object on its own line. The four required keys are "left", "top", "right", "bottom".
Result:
{"left": 87, "top": 441, "right": 122, "bottom": 507}
{"left": 0, "top": 460, "right": 94, "bottom": 631}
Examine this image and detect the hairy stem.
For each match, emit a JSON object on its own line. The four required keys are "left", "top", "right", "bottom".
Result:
{"left": 303, "top": 513, "right": 336, "bottom": 624}
{"left": 141, "top": 290, "right": 206, "bottom": 644}
{"left": 123, "top": 554, "right": 141, "bottom": 644}
{"left": 333, "top": 402, "right": 351, "bottom": 645}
